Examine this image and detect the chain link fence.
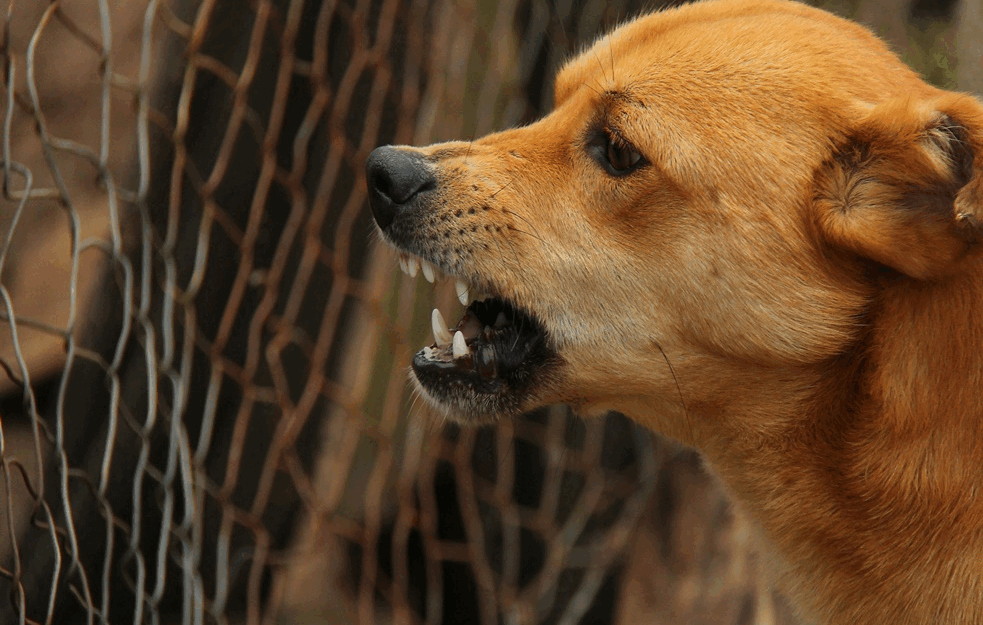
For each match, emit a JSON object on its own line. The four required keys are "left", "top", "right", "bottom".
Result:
{"left": 0, "top": 1, "right": 977, "bottom": 623}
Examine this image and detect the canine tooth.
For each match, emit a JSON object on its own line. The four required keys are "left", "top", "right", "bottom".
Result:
{"left": 452, "top": 330, "right": 469, "bottom": 358}
{"left": 406, "top": 256, "right": 419, "bottom": 278}
{"left": 421, "top": 260, "right": 435, "bottom": 283}
{"left": 494, "top": 312, "right": 508, "bottom": 328}
{"left": 431, "top": 308, "right": 453, "bottom": 347}
{"left": 456, "top": 280, "right": 470, "bottom": 306}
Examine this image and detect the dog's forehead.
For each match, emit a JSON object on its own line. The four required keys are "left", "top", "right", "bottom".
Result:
{"left": 554, "top": 0, "right": 917, "bottom": 110}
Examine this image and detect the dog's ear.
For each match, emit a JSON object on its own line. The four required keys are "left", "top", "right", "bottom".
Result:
{"left": 814, "top": 94, "right": 983, "bottom": 280}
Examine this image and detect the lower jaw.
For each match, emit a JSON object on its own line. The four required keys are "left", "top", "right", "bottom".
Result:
{"left": 408, "top": 298, "right": 556, "bottom": 422}
{"left": 408, "top": 373, "right": 518, "bottom": 423}
{"left": 409, "top": 348, "right": 550, "bottom": 422}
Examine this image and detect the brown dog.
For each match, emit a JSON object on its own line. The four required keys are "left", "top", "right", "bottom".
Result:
{"left": 366, "top": 0, "right": 983, "bottom": 623}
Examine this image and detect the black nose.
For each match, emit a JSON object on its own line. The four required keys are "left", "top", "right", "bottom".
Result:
{"left": 366, "top": 146, "right": 436, "bottom": 231}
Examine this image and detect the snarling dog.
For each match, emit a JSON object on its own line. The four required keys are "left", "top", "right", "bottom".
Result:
{"left": 365, "top": 0, "right": 983, "bottom": 623}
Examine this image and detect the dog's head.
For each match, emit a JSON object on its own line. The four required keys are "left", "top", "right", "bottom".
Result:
{"left": 366, "top": 0, "right": 983, "bottom": 430}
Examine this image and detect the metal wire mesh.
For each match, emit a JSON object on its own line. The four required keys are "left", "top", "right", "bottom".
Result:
{"left": 0, "top": 1, "right": 975, "bottom": 624}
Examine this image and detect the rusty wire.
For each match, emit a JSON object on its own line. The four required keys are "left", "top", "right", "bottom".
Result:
{"left": 0, "top": 1, "right": 665, "bottom": 623}
{"left": 5, "top": 0, "right": 967, "bottom": 623}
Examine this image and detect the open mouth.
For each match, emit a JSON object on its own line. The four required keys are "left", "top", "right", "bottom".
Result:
{"left": 395, "top": 252, "right": 555, "bottom": 421}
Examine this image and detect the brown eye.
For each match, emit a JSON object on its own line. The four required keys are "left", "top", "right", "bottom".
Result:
{"left": 606, "top": 135, "right": 643, "bottom": 172}
{"left": 588, "top": 129, "right": 646, "bottom": 176}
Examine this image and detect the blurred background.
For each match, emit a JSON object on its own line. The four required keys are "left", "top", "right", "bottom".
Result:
{"left": 0, "top": 1, "right": 978, "bottom": 623}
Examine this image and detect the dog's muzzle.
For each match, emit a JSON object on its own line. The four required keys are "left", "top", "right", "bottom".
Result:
{"left": 365, "top": 144, "right": 559, "bottom": 422}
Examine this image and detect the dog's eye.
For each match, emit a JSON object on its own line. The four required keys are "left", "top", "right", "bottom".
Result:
{"left": 588, "top": 130, "right": 645, "bottom": 176}
{"left": 607, "top": 136, "right": 642, "bottom": 172}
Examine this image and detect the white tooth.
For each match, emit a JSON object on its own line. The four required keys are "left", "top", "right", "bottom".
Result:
{"left": 494, "top": 312, "right": 508, "bottom": 328}
{"left": 456, "top": 280, "right": 470, "bottom": 306}
{"left": 398, "top": 256, "right": 409, "bottom": 276}
{"left": 431, "top": 308, "right": 453, "bottom": 347}
{"left": 406, "top": 256, "right": 419, "bottom": 277}
{"left": 452, "top": 330, "right": 469, "bottom": 358}
{"left": 423, "top": 346, "right": 434, "bottom": 359}
{"left": 421, "top": 260, "right": 435, "bottom": 283}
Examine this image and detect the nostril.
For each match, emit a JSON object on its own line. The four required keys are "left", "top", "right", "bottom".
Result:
{"left": 366, "top": 147, "right": 434, "bottom": 203}
{"left": 408, "top": 176, "right": 436, "bottom": 201}
{"left": 366, "top": 146, "right": 436, "bottom": 231}
{"left": 369, "top": 166, "right": 396, "bottom": 203}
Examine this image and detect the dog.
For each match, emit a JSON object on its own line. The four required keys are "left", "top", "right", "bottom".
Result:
{"left": 365, "top": 0, "right": 983, "bottom": 623}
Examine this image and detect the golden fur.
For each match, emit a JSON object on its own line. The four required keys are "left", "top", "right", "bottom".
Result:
{"left": 372, "top": 1, "right": 983, "bottom": 623}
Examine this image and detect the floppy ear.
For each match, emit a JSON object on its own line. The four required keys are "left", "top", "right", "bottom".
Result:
{"left": 814, "top": 93, "right": 983, "bottom": 280}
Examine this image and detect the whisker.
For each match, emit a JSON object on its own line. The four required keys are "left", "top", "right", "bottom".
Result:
{"left": 490, "top": 176, "right": 516, "bottom": 198}
{"left": 592, "top": 48, "right": 610, "bottom": 86}
{"left": 408, "top": 380, "right": 447, "bottom": 435}
{"left": 608, "top": 32, "right": 616, "bottom": 85}
{"left": 504, "top": 225, "right": 545, "bottom": 243}
{"left": 653, "top": 340, "right": 690, "bottom": 423}
{"left": 497, "top": 224, "right": 525, "bottom": 282}
{"left": 501, "top": 208, "right": 540, "bottom": 232}
{"left": 582, "top": 81, "right": 603, "bottom": 98}
{"left": 407, "top": 387, "right": 424, "bottom": 415}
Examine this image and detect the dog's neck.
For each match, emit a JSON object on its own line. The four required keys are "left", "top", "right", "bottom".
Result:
{"left": 721, "top": 265, "right": 981, "bottom": 473}
{"left": 625, "top": 266, "right": 983, "bottom": 625}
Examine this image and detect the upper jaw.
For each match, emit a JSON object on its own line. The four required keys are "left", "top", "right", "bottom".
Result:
{"left": 393, "top": 249, "right": 492, "bottom": 306}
